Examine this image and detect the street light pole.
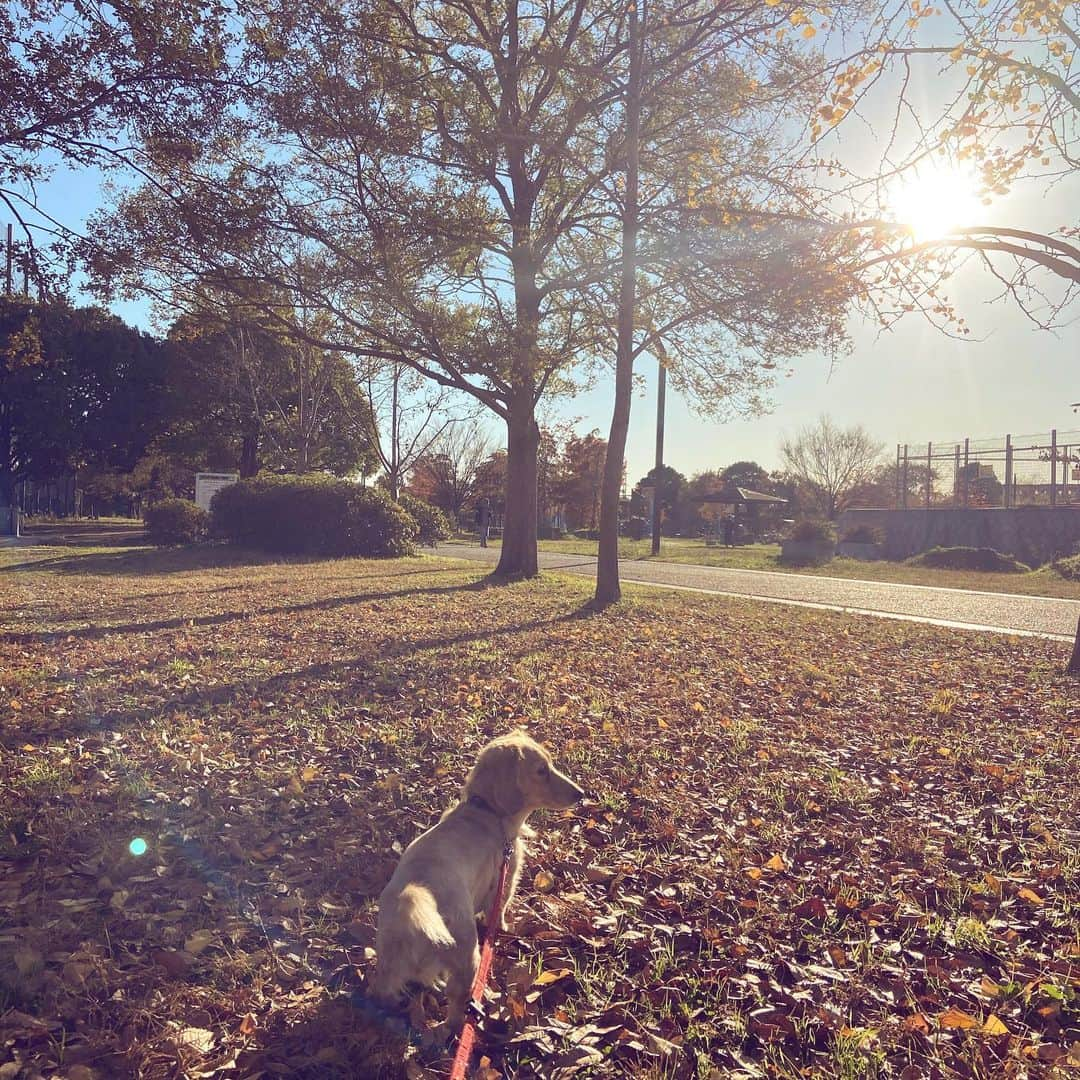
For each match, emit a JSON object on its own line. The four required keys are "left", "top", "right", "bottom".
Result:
{"left": 650, "top": 360, "right": 666, "bottom": 555}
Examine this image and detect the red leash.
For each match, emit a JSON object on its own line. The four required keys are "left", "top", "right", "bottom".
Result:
{"left": 448, "top": 842, "right": 515, "bottom": 1080}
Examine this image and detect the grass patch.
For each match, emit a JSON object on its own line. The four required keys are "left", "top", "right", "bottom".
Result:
{"left": 1, "top": 539, "right": 1077, "bottom": 1078}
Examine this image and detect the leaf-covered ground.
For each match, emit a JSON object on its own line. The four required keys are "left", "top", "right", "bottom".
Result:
{"left": 1, "top": 540, "right": 1077, "bottom": 1079}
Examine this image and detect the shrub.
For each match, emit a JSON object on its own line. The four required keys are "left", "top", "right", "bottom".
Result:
{"left": 574, "top": 529, "right": 601, "bottom": 541}
{"left": 1052, "top": 553, "right": 1080, "bottom": 581}
{"left": 841, "top": 524, "right": 884, "bottom": 545}
{"left": 790, "top": 518, "right": 837, "bottom": 544}
{"left": 144, "top": 498, "right": 209, "bottom": 546}
{"left": 211, "top": 475, "right": 416, "bottom": 557}
{"left": 907, "top": 546, "right": 1030, "bottom": 573}
{"left": 396, "top": 492, "right": 450, "bottom": 546}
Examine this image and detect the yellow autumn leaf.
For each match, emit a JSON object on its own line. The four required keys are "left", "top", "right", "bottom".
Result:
{"left": 802, "top": 25, "right": 816, "bottom": 37}
{"left": 764, "top": 853, "right": 787, "bottom": 871}
{"left": 939, "top": 1007, "right": 979, "bottom": 1030}
{"left": 1017, "top": 887, "right": 1044, "bottom": 905}
{"left": 532, "top": 967, "right": 573, "bottom": 987}
{"left": 533, "top": 869, "right": 556, "bottom": 893}
{"left": 982, "top": 1015, "right": 1009, "bottom": 1036}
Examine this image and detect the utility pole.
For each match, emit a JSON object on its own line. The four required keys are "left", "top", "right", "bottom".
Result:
{"left": 651, "top": 358, "right": 665, "bottom": 555}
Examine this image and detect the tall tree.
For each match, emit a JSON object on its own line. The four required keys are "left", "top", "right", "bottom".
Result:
{"left": 779, "top": 416, "right": 885, "bottom": 520}
{"left": 0, "top": 298, "right": 168, "bottom": 502}
{"left": 87, "top": 0, "right": 866, "bottom": 581}
{"left": 169, "top": 297, "right": 378, "bottom": 478}
{"left": 406, "top": 422, "right": 494, "bottom": 528}
{"left": 2, "top": 0, "right": 236, "bottom": 285}
{"left": 362, "top": 363, "right": 477, "bottom": 500}
{"left": 721, "top": 461, "right": 774, "bottom": 494}
{"left": 557, "top": 432, "right": 609, "bottom": 532}
{"left": 632, "top": 464, "right": 689, "bottom": 537}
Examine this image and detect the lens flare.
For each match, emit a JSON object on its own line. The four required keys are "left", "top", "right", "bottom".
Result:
{"left": 129, "top": 837, "right": 148, "bottom": 856}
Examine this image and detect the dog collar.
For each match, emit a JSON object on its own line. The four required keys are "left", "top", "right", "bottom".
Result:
{"left": 466, "top": 793, "right": 499, "bottom": 816}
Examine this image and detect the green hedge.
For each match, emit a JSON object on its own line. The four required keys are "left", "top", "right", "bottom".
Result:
{"left": 907, "top": 546, "right": 1030, "bottom": 573}
{"left": 841, "top": 524, "right": 884, "bottom": 545}
{"left": 791, "top": 518, "right": 837, "bottom": 544}
{"left": 211, "top": 475, "right": 416, "bottom": 557}
{"left": 396, "top": 492, "right": 450, "bottom": 546}
{"left": 144, "top": 498, "right": 209, "bottom": 546}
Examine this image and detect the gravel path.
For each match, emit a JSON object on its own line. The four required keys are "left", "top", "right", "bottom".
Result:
{"left": 433, "top": 544, "right": 1080, "bottom": 641}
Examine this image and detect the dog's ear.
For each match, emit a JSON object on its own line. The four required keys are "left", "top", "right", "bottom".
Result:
{"left": 464, "top": 742, "right": 525, "bottom": 817}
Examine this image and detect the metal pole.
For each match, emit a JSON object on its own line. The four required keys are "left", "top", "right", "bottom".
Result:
{"left": 963, "top": 438, "right": 970, "bottom": 506}
{"left": 953, "top": 444, "right": 961, "bottom": 506}
{"left": 651, "top": 359, "right": 666, "bottom": 556}
{"left": 1050, "top": 429, "right": 1058, "bottom": 506}
{"left": 1004, "top": 434, "right": 1013, "bottom": 508}
{"left": 926, "top": 442, "right": 932, "bottom": 508}
{"left": 901, "top": 445, "right": 909, "bottom": 509}
{"left": 895, "top": 444, "right": 901, "bottom": 508}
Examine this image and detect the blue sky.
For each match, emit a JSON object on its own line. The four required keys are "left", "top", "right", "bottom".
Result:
{"left": 18, "top": 130, "right": 1079, "bottom": 485}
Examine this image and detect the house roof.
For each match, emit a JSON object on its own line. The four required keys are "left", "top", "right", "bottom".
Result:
{"left": 696, "top": 485, "right": 788, "bottom": 505}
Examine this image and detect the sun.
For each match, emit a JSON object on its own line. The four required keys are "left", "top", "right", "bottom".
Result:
{"left": 888, "top": 164, "right": 984, "bottom": 243}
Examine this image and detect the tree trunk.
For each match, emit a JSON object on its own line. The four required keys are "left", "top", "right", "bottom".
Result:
{"left": 495, "top": 399, "right": 540, "bottom": 578}
{"left": 1068, "top": 616, "right": 1080, "bottom": 675}
{"left": 239, "top": 431, "right": 260, "bottom": 478}
{"left": 596, "top": 0, "right": 642, "bottom": 607}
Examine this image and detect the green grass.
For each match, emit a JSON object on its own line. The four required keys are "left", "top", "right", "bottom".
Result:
{"left": 461, "top": 536, "right": 1080, "bottom": 599}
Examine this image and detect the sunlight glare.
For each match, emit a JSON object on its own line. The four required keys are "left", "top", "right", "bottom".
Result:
{"left": 889, "top": 165, "right": 983, "bottom": 243}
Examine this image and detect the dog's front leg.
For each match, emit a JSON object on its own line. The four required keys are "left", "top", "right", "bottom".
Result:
{"left": 497, "top": 840, "right": 524, "bottom": 932}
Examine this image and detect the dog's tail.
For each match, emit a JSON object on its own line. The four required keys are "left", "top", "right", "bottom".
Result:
{"left": 399, "top": 883, "right": 455, "bottom": 949}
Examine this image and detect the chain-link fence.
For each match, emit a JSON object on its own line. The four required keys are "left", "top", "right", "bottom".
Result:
{"left": 894, "top": 430, "right": 1080, "bottom": 509}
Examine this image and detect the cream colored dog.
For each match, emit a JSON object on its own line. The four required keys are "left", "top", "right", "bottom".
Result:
{"left": 373, "top": 731, "right": 584, "bottom": 1029}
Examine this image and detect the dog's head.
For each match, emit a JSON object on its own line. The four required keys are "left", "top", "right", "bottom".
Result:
{"left": 464, "top": 730, "right": 584, "bottom": 818}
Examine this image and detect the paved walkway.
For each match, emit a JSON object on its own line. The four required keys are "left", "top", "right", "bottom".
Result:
{"left": 433, "top": 544, "right": 1080, "bottom": 641}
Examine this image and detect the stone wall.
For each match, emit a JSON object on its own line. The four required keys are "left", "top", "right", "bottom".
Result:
{"left": 837, "top": 507, "right": 1080, "bottom": 567}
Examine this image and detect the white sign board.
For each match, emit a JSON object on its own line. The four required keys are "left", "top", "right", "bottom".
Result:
{"left": 195, "top": 472, "right": 239, "bottom": 512}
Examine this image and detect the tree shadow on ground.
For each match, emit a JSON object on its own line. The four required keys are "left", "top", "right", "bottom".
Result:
{"left": 6, "top": 595, "right": 597, "bottom": 745}
{"left": 2, "top": 544, "right": 296, "bottom": 576}
{"left": 234, "top": 991, "right": 438, "bottom": 1079}
{"left": 1, "top": 571, "right": 494, "bottom": 643}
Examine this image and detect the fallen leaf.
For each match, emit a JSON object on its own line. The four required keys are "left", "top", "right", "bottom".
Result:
{"left": 533, "top": 870, "right": 556, "bottom": 893}
{"left": 185, "top": 930, "right": 216, "bottom": 955}
{"left": 939, "top": 1007, "right": 979, "bottom": 1030}
{"left": 177, "top": 1026, "right": 216, "bottom": 1054}
{"left": 532, "top": 967, "right": 573, "bottom": 988}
